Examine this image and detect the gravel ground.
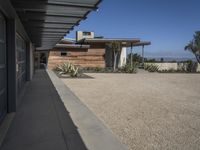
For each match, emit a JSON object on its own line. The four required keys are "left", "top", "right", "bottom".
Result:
{"left": 62, "top": 73, "right": 200, "bottom": 150}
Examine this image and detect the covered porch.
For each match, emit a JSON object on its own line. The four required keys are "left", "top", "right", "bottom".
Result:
{"left": 0, "top": 0, "right": 127, "bottom": 149}
{"left": 0, "top": 70, "right": 127, "bottom": 150}
{"left": 0, "top": 70, "right": 87, "bottom": 150}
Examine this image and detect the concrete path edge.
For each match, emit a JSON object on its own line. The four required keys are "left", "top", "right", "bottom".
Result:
{"left": 47, "top": 70, "right": 128, "bottom": 150}
{"left": 0, "top": 113, "right": 15, "bottom": 147}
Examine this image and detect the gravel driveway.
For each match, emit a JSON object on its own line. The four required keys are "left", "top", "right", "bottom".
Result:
{"left": 62, "top": 73, "right": 200, "bottom": 150}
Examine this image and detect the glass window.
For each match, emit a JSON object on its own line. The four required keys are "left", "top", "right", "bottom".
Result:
{"left": 61, "top": 52, "right": 67, "bottom": 56}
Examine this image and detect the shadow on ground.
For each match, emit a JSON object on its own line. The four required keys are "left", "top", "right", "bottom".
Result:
{"left": 0, "top": 70, "right": 87, "bottom": 150}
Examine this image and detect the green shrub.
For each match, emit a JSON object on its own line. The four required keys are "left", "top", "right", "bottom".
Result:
{"left": 121, "top": 64, "right": 137, "bottom": 73}
{"left": 186, "top": 61, "right": 198, "bottom": 72}
{"left": 94, "top": 67, "right": 103, "bottom": 72}
{"left": 159, "top": 68, "right": 176, "bottom": 73}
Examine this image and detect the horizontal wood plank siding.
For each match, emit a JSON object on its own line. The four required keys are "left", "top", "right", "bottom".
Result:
{"left": 48, "top": 47, "right": 106, "bottom": 69}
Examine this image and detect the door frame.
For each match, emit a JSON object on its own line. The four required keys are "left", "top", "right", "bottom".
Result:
{"left": 0, "top": 10, "right": 7, "bottom": 123}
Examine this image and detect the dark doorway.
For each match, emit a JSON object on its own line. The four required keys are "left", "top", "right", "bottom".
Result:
{"left": 0, "top": 11, "right": 7, "bottom": 123}
{"left": 40, "top": 53, "right": 47, "bottom": 69}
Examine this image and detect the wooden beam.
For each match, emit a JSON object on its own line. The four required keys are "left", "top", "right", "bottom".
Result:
{"left": 27, "top": 28, "right": 68, "bottom": 33}
{"left": 23, "top": 22, "right": 74, "bottom": 28}
{"left": 13, "top": 0, "right": 97, "bottom": 9}
{"left": 29, "top": 33, "right": 66, "bottom": 36}
{"left": 19, "top": 14, "right": 81, "bottom": 23}
{"left": 27, "top": 26, "right": 71, "bottom": 30}
{"left": 31, "top": 35, "right": 65, "bottom": 39}
{"left": 13, "top": 2, "right": 91, "bottom": 14}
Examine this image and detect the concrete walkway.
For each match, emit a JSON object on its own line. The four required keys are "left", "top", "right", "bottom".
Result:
{"left": 0, "top": 70, "right": 87, "bottom": 150}
{"left": 0, "top": 70, "right": 127, "bottom": 150}
{"left": 47, "top": 70, "right": 128, "bottom": 150}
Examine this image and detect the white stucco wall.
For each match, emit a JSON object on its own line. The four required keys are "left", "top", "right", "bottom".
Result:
{"left": 156, "top": 63, "right": 178, "bottom": 70}
{"left": 146, "top": 62, "right": 200, "bottom": 72}
{"left": 197, "top": 64, "right": 200, "bottom": 72}
{"left": 119, "top": 47, "right": 127, "bottom": 67}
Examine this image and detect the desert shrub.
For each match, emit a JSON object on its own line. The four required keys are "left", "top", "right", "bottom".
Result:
{"left": 186, "top": 61, "right": 198, "bottom": 72}
{"left": 80, "top": 67, "right": 105, "bottom": 73}
{"left": 159, "top": 68, "right": 177, "bottom": 73}
{"left": 94, "top": 67, "right": 103, "bottom": 72}
{"left": 120, "top": 64, "right": 137, "bottom": 73}
{"left": 177, "top": 61, "right": 198, "bottom": 73}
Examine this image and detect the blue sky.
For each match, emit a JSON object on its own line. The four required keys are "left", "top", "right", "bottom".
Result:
{"left": 66, "top": 0, "right": 200, "bottom": 58}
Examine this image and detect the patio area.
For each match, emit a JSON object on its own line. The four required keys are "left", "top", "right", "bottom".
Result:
{"left": 62, "top": 73, "right": 200, "bottom": 150}
{"left": 0, "top": 70, "right": 127, "bottom": 150}
{"left": 0, "top": 70, "right": 87, "bottom": 150}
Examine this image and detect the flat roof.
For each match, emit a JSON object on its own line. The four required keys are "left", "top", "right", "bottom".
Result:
{"left": 60, "top": 38, "right": 76, "bottom": 44}
{"left": 79, "top": 38, "right": 140, "bottom": 43}
{"left": 78, "top": 38, "right": 151, "bottom": 47}
{"left": 10, "top": 0, "right": 102, "bottom": 50}
{"left": 128, "top": 41, "right": 151, "bottom": 47}
{"left": 55, "top": 44, "right": 90, "bottom": 49}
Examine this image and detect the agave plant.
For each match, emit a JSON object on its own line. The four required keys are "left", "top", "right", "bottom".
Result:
{"left": 70, "top": 65, "right": 79, "bottom": 77}
{"left": 54, "top": 62, "right": 79, "bottom": 77}
{"left": 59, "top": 63, "right": 70, "bottom": 75}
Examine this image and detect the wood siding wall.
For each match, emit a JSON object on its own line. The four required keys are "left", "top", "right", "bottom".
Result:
{"left": 48, "top": 46, "right": 106, "bottom": 69}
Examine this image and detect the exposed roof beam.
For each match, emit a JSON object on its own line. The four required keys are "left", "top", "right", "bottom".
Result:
{"left": 10, "top": 0, "right": 102, "bottom": 50}
{"left": 78, "top": 38, "right": 141, "bottom": 43}
{"left": 38, "top": 39, "right": 59, "bottom": 43}
{"left": 131, "top": 41, "right": 151, "bottom": 46}
{"left": 27, "top": 28, "right": 68, "bottom": 33}
{"left": 19, "top": 14, "right": 82, "bottom": 23}
{"left": 13, "top": 0, "right": 98, "bottom": 10}
{"left": 17, "top": 11, "right": 86, "bottom": 19}
{"left": 32, "top": 37, "right": 61, "bottom": 39}
{"left": 30, "top": 33, "right": 66, "bottom": 37}
{"left": 33, "top": 42, "right": 59, "bottom": 45}
{"left": 55, "top": 44, "right": 90, "bottom": 49}
{"left": 22, "top": 20, "right": 77, "bottom": 26}
{"left": 27, "top": 26, "right": 71, "bottom": 30}
{"left": 23, "top": 22, "right": 74, "bottom": 28}
{"left": 27, "top": 30, "right": 67, "bottom": 34}
{"left": 31, "top": 35, "right": 65, "bottom": 38}
{"left": 13, "top": 2, "right": 92, "bottom": 14}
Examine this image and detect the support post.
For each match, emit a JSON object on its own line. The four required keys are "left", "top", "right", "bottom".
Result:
{"left": 26, "top": 42, "right": 31, "bottom": 81}
{"left": 131, "top": 43, "right": 133, "bottom": 67}
{"left": 142, "top": 45, "right": 144, "bottom": 67}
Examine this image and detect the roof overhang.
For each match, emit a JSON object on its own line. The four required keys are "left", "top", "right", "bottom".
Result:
{"left": 55, "top": 44, "right": 90, "bottom": 49}
{"left": 129, "top": 41, "right": 151, "bottom": 47}
{"left": 78, "top": 38, "right": 151, "bottom": 47}
{"left": 10, "top": 0, "right": 102, "bottom": 50}
{"left": 78, "top": 38, "right": 140, "bottom": 44}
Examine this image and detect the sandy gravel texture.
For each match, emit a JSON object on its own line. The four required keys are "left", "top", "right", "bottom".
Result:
{"left": 61, "top": 73, "right": 200, "bottom": 150}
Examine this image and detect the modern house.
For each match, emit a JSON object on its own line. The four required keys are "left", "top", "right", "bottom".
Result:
{"left": 46, "top": 31, "right": 151, "bottom": 69}
{"left": 0, "top": 0, "right": 101, "bottom": 141}
{"left": 0, "top": 0, "right": 149, "bottom": 149}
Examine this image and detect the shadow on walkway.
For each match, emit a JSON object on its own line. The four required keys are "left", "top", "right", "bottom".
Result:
{"left": 0, "top": 70, "right": 87, "bottom": 150}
